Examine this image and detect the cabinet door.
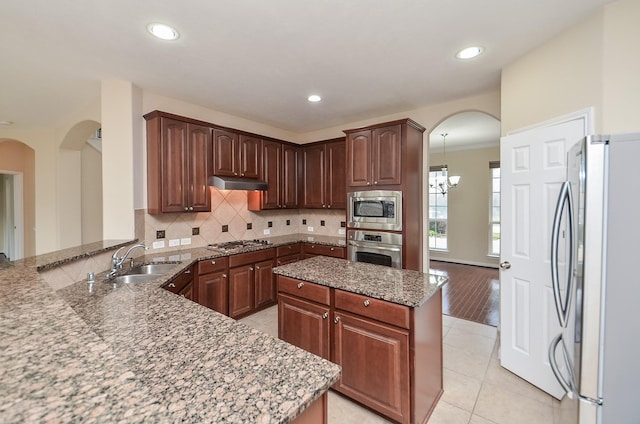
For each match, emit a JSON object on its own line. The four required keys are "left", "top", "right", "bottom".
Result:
{"left": 278, "top": 294, "right": 330, "bottom": 360}
{"left": 198, "top": 271, "right": 228, "bottom": 315}
{"left": 178, "top": 281, "right": 195, "bottom": 301}
{"left": 333, "top": 310, "right": 410, "bottom": 423}
{"left": 213, "top": 129, "right": 238, "bottom": 177}
{"left": 238, "top": 135, "right": 261, "bottom": 179}
{"left": 254, "top": 259, "right": 276, "bottom": 309}
{"left": 229, "top": 265, "right": 253, "bottom": 318}
{"left": 326, "top": 140, "right": 346, "bottom": 208}
{"left": 261, "top": 140, "right": 282, "bottom": 209}
{"left": 372, "top": 125, "right": 402, "bottom": 186}
{"left": 187, "top": 124, "right": 212, "bottom": 212}
{"left": 346, "top": 129, "right": 372, "bottom": 187}
{"left": 161, "top": 118, "right": 189, "bottom": 212}
{"left": 282, "top": 144, "right": 300, "bottom": 208}
{"left": 302, "top": 144, "right": 326, "bottom": 208}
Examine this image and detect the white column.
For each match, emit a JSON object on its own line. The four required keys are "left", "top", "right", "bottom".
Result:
{"left": 101, "top": 80, "right": 142, "bottom": 240}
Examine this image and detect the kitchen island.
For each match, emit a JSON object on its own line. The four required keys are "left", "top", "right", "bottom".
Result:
{"left": 273, "top": 256, "right": 448, "bottom": 424}
{"left": 0, "top": 239, "right": 342, "bottom": 423}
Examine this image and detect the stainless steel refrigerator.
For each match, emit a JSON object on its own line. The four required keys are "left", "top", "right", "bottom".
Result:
{"left": 549, "top": 133, "right": 640, "bottom": 424}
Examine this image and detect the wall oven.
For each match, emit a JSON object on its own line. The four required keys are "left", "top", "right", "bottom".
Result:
{"left": 347, "top": 230, "right": 402, "bottom": 269}
{"left": 347, "top": 190, "right": 402, "bottom": 232}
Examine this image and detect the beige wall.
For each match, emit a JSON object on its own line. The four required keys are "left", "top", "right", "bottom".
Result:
{"left": 429, "top": 147, "right": 500, "bottom": 267}
{"left": 502, "top": 0, "right": 640, "bottom": 136}
{"left": 0, "top": 140, "right": 36, "bottom": 257}
{"left": 81, "top": 143, "right": 103, "bottom": 244}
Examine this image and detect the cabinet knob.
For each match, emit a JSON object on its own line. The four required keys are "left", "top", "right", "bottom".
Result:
{"left": 322, "top": 204, "right": 326, "bottom": 208}
{"left": 363, "top": 299, "right": 370, "bottom": 307}
{"left": 330, "top": 247, "right": 335, "bottom": 251}
{"left": 283, "top": 205, "right": 287, "bottom": 208}
{"left": 241, "top": 173, "right": 245, "bottom": 177}
{"left": 373, "top": 181, "right": 378, "bottom": 185}
{"left": 185, "top": 269, "right": 191, "bottom": 274}
{"left": 328, "top": 205, "right": 331, "bottom": 209}
{"left": 322, "top": 312, "right": 328, "bottom": 319}
{"left": 277, "top": 261, "right": 282, "bottom": 266}
{"left": 168, "top": 282, "right": 176, "bottom": 288}
{"left": 249, "top": 267, "right": 254, "bottom": 271}
{"left": 189, "top": 206, "right": 194, "bottom": 211}
{"left": 222, "top": 274, "right": 227, "bottom": 278}
{"left": 334, "top": 316, "right": 341, "bottom": 324}
{"left": 297, "top": 282, "right": 304, "bottom": 289}
{"left": 255, "top": 266, "right": 260, "bottom": 270}
{"left": 184, "top": 207, "right": 189, "bottom": 211}
{"left": 211, "top": 260, "right": 216, "bottom": 265}
{"left": 234, "top": 172, "right": 238, "bottom": 176}
{"left": 367, "top": 182, "right": 371, "bottom": 185}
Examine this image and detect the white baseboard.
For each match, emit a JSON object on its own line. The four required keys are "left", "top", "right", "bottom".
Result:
{"left": 429, "top": 257, "right": 499, "bottom": 269}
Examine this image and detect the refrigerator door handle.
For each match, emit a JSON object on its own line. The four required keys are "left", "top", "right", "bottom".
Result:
{"left": 548, "top": 333, "right": 576, "bottom": 399}
{"left": 550, "top": 181, "right": 574, "bottom": 328}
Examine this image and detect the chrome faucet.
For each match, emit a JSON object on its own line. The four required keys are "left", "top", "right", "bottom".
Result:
{"left": 107, "top": 243, "right": 147, "bottom": 278}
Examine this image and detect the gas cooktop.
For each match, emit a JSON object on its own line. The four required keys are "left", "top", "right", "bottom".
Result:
{"left": 207, "top": 239, "right": 271, "bottom": 251}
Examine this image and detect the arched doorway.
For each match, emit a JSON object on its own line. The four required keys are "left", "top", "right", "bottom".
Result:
{"left": 59, "top": 120, "right": 103, "bottom": 247}
{"left": 0, "top": 139, "right": 36, "bottom": 259}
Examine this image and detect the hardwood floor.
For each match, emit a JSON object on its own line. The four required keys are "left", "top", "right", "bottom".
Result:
{"left": 429, "top": 261, "right": 499, "bottom": 327}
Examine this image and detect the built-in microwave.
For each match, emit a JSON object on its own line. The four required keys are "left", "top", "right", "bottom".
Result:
{"left": 347, "top": 190, "right": 402, "bottom": 231}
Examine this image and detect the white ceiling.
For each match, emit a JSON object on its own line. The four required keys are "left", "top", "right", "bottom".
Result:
{"left": 1, "top": 0, "right": 614, "bottom": 134}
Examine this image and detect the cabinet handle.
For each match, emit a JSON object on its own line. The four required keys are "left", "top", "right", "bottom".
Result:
{"left": 168, "top": 282, "right": 176, "bottom": 288}
{"left": 363, "top": 299, "right": 370, "bottom": 307}
{"left": 334, "top": 316, "right": 341, "bottom": 324}
{"left": 297, "top": 282, "right": 304, "bottom": 289}
{"left": 322, "top": 312, "right": 328, "bottom": 319}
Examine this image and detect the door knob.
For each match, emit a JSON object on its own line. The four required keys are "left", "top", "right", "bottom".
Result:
{"left": 500, "top": 261, "right": 511, "bottom": 270}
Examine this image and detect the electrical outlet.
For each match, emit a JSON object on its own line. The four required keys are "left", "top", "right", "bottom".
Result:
{"left": 156, "top": 230, "right": 165, "bottom": 239}
{"left": 152, "top": 240, "right": 165, "bottom": 249}
{"left": 180, "top": 238, "right": 191, "bottom": 245}
{"left": 169, "top": 239, "right": 180, "bottom": 247}
{"left": 307, "top": 226, "right": 314, "bottom": 232}
{"left": 263, "top": 229, "right": 271, "bottom": 235}
{"left": 338, "top": 229, "right": 346, "bottom": 235}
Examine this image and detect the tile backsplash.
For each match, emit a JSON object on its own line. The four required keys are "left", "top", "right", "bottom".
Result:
{"left": 138, "top": 187, "right": 346, "bottom": 252}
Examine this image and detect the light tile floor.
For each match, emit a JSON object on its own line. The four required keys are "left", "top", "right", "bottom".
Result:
{"left": 240, "top": 307, "right": 557, "bottom": 424}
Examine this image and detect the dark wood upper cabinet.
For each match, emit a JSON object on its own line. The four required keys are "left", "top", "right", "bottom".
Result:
{"left": 213, "top": 129, "right": 262, "bottom": 178}
{"left": 145, "top": 113, "right": 212, "bottom": 214}
{"left": 302, "top": 139, "right": 346, "bottom": 209}
{"left": 248, "top": 140, "right": 300, "bottom": 210}
{"left": 346, "top": 125, "right": 401, "bottom": 188}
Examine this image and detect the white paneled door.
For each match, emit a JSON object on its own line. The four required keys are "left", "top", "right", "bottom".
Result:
{"left": 499, "top": 115, "right": 587, "bottom": 398}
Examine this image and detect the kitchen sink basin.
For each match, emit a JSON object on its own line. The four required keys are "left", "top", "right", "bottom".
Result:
{"left": 113, "top": 274, "right": 164, "bottom": 284}
{"left": 128, "top": 263, "right": 179, "bottom": 275}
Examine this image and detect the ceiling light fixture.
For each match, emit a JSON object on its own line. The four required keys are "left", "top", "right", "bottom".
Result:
{"left": 456, "top": 46, "right": 483, "bottom": 60}
{"left": 307, "top": 95, "right": 322, "bottom": 103}
{"left": 0, "top": 120, "right": 14, "bottom": 126}
{"left": 430, "top": 133, "right": 461, "bottom": 195}
{"left": 147, "top": 23, "right": 180, "bottom": 41}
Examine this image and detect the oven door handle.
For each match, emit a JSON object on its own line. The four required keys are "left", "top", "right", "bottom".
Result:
{"left": 348, "top": 240, "right": 402, "bottom": 252}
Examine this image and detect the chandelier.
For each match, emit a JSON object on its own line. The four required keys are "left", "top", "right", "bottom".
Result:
{"left": 430, "top": 133, "right": 461, "bottom": 195}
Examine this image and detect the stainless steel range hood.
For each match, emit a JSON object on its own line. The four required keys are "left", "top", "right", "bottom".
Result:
{"left": 208, "top": 175, "right": 267, "bottom": 191}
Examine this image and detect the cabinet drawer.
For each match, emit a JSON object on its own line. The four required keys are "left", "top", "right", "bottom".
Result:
{"left": 304, "top": 243, "right": 346, "bottom": 258}
{"left": 198, "top": 256, "right": 229, "bottom": 274}
{"left": 335, "top": 290, "right": 410, "bottom": 329}
{"left": 278, "top": 276, "right": 330, "bottom": 306}
{"left": 164, "top": 267, "right": 194, "bottom": 294}
{"left": 276, "top": 253, "right": 301, "bottom": 266}
{"left": 276, "top": 243, "right": 301, "bottom": 257}
{"left": 229, "top": 248, "right": 275, "bottom": 268}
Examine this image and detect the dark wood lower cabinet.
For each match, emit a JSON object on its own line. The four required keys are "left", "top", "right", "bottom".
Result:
{"left": 277, "top": 275, "right": 443, "bottom": 424}
{"left": 229, "top": 265, "right": 253, "bottom": 318}
{"left": 278, "top": 294, "right": 330, "bottom": 360}
{"left": 197, "top": 258, "right": 229, "bottom": 315}
{"left": 254, "top": 259, "right": 276, "bottom": 309}
{"left": 332, "top": 311, "right": 410, "bottom": 423}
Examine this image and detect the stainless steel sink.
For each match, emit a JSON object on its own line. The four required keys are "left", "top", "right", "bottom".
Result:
{"left": 113, "top": 274, "right": 163, "bottom": 284}
{"left": 128, "top": 263, "right": 179, "bottom": 275}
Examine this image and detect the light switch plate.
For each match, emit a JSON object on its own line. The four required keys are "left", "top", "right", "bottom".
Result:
{"left": 152, "top": 240, "right": 165, "bottom": 249}
{"left": 169, "top": 239, "right": 180, "bottom": 247}
{"left": 307, "top": 226, "right": 314, "bottom": 232}
{"left": 180, "top": 238, "right": 191, "bottom": 245}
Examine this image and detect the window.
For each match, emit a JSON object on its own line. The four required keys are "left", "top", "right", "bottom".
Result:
{"left": 428, "top": 166, "right": 448, "bottom": 250}
{"left": 489, "top": 162, "right": 500, "bottom": 256}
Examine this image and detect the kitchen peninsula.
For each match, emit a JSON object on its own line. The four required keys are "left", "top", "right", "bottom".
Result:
{"left": 0, "top": 239, "right": 343, "bottom": 423}
{"left": 273, "top": 256, "right": 447, "bottom": 424}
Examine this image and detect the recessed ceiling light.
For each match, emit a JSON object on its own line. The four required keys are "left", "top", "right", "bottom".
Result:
{"left": 147, "top": 23, "right": 180, "bottom": 41}
{"left": 0, "top": 120, "right": 13, "bottom": 126}
{"left": 456, "top": 46, "right": 484, "bottom": 60}
{"left": 307, "top": 95, "right": 322, "bottom": 103}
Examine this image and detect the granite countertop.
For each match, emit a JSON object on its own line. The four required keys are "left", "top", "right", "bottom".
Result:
{"left": 1, "top": 236, "right": 346, "bottom": 423}
{"left": 273, "top": 256, "right": 448, "bottom": 308}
